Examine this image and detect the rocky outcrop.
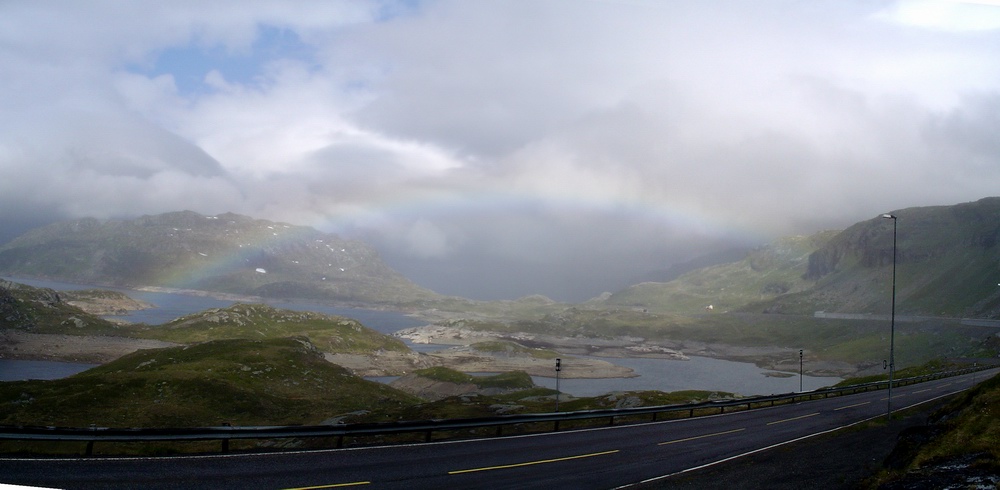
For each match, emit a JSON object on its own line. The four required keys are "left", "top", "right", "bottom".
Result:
{"left": 394, "top": 324, "right": 688, "bottom": 360}
{"left": 0, "top": 330, "right": 177, "bottom": 363}
{"left": 62, "top": 289, "right": 154, "bottom": 317}
{"left": 388, "top": 375, "right": 482, "bottom": 401}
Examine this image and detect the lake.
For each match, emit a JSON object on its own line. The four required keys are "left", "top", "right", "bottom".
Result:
{"left": 364, "top": 354, "right": 839, "bottom": 398}
{"left": 1, "top": 276, "right": 842, "bottom": 394}
{"left": 530, "top": 355, "right": 838, "bottom": 397}
{"left": 2, "top": 276, "right": 426, "bottom": 334}
{"left": 0, "top": 359, "right": 98, "bottom": 381}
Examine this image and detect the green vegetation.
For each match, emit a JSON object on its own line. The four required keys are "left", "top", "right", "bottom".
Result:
{"left": 606, "top": 232, "right": 837, "bottom": 315}
{"left": 131, "top": 303, "right": 409, "bottom": 354}
{"left": 907, "top": 374, "right": 1000, "bottom": 467}
{"left": 440, "top": 309, "right": 996, "bottom": 370}
{"left": 0, "top": 280, "right": 122, "bottom": 335}
{"left": 870, "top": 373, "right": 1000, "bottom": 487}
{"left": 0, "top": 337, "right": 420, "bottom": 428}
{"left": 471, "top": 340, "right": 561, "bottom": 359}
{"left": 412, "top": 366, "right": 534, "bottom": 390}
{"left": 3, "top": 199, "right": 1000, "bottom": 465}
{"left": 833, "top": 359, "right": 980, "bottom": 388}
{"left": 367, "top": 388, "right": 733, "bottom": 423}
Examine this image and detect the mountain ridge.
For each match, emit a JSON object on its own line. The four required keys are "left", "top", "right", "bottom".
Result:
{"left": 602, "top": 197, "right": 1000, "bottom": 320}
{"left": 0, "top": 211, "right": 441, "bottom": 307}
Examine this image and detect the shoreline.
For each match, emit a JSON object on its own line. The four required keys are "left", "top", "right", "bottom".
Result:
{"left": 1, "top": 277, "right": 861, "bottom": 378}
{"left": 0, "top": 327, "right": 856, "bottom": 381}
{"left": 0, "top": 330, "right": 179, "bottom": 364}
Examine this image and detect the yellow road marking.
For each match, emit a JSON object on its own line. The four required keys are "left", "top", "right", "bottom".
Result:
{"left": 834, "top": 401, "right": 871, "bottom": 411}
{"left": 284, "top": 482, "right": 370, "bottom": 489}
{"left": 448, "top": 449, "right": 619, "bottom": 475}
{"left": 767, "top": 413, "right": 819, "bottom": 425}
{"left": 658, "top": 428, "right": 746, "bottom": 445}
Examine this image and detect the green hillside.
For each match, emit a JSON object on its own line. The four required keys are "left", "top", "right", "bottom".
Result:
{"left": 598, "top": 198, "right": 1000, "bottom": 320}
{"left": 0, "top": 279, "right": 122, "bottom": 335}
{"left": 0, "top": 211, "right": 441, "bottom": 306}
{"left": 604, "top": 232, "right": 838, "bottom": 314}
{"left": 760, "top": 197, "right": 1000, "bottom": 317}
{"left": 0, "top": 337, "right": 421, "bottom": 428}
{"left": 873, "top": 372, "right": 1000, "bottom": 487}
{"left": 133, "top": 302, "right": 410, "bottom": 354}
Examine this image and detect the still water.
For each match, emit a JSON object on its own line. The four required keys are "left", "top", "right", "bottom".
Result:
{"left": 531, "top": 355, "right": 838, "bottom": 397}
{"left": 363, "top": 355, "right": 838, "bottom": 398}
{"left": 2, "top": 276, "right": 842, "bottom": 394}
{"left": 0, "top": 359, "right": 98, "bottom": 381}
{"left": 2, "top": 276, "right": 425, "bottom": 334}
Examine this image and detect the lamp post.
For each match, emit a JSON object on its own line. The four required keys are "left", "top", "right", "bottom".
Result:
{"left": 882, "top": 213, "right": 897, "bottom": 420}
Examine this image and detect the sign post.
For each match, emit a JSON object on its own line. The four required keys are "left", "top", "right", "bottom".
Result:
{"left": 555, "top": 358, "right": 562, "bottom": 412}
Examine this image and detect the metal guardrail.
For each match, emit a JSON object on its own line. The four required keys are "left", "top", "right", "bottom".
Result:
{"left": 1, "top": 365, "right": 994, "bottom": 456}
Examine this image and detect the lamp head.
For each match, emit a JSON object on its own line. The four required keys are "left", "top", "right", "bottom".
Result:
{"left": 882, "top": 214, "right": 896, "bottom": 219}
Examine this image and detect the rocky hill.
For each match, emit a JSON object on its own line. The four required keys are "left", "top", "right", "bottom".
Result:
{"left": 134, "top": 302, "right": 410, "bottom": 355}
{"left": 601, "top": 197, "right": 1000, "bottom": 320}
{"left": 0, "top": 337, "right": 421, "bottom": 428}
{"left": 389, "top": 366, "right": 536, "bottom": 401}
{"left": 0, "top": 279, "right": 121, "bottom": 335}
{"left": 757, "top": 197, "right": 1000, "bottom": 317}
{"left": 602, "top": 231, "right": 839, "bottom": 315}
{"left": 0, "top": 211, "right": 441, "bottom": 306}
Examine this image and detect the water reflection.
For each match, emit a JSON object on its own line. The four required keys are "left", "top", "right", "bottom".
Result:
{"left": 0, "top": 359, "right": 98, "bottom": 381}
{"left": 531, "top": 355, "right": 840, "bottom": 397}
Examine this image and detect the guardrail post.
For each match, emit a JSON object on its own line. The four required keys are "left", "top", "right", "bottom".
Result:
{"left": 221, "top": 422, "right": 231, "bottom": 453}
{"left": 608, "top": 416, "right": 615, "bottom": 427}
{"left": 425, "top": 430, "right": 433, "bottom": 442}
{"left": 86, "top": 423, "right": 96, "bottom": 457}
{"left": 554, "top": 421, "right": 560, "bottom": 432}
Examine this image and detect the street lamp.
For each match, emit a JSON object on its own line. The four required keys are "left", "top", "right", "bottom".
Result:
{"left": 882, "top": 213, "right": 897, "bottom": 420}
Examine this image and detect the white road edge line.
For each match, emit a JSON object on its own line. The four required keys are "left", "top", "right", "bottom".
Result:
{"left": 615, "top": 387, "right": 971, "bottom": 489}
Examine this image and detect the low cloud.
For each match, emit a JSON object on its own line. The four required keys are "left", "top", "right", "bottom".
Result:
{"left": 1, "top": 1, "right": 999, "bottom": 300}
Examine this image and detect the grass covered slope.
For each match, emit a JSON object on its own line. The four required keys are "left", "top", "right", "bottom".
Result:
{"left": 605, "top": 232, "right": 837, "bottom": 315}
{"left": 764, "top": 197, "right": 1000, "bottom": 317}
{"left": 0, "top": 280, "right": 121, "bottom": 335}
{"left": 134, "top": 303, "right": 410, "bottom": 354}
{"left": 0, "top": 337, "right": 420, "bottom": 428}
{"left": 872, "top": 372, "right": 1000, "bottom": 487}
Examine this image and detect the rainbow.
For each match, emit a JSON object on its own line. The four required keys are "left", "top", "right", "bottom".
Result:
{"left": 156, "top": 190, "right": 768, "bottom": 291}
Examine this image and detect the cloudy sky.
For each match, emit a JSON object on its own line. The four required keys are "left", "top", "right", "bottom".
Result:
{"left": 2, "top": 0, "right": 1000, "bottom": 301}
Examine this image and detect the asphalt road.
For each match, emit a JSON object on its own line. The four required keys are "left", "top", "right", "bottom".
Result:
{"left": 1, "top": 369, "right": 993, "bottom": 490}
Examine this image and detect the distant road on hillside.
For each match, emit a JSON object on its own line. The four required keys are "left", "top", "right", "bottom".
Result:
{"left": 814, "top": 311, "right": 1000, "bottom": 327}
